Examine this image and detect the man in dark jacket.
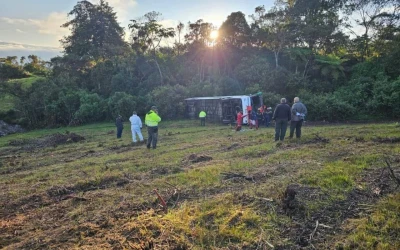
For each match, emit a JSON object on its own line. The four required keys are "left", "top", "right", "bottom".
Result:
{"left": 272, "top": 98, "right": 291, "bottom": 141}
{"left": 115, "top": 115, "right": 123, "bottom": 139}
{"left": 289, "top": 97, "right": 307, "bottom": 139}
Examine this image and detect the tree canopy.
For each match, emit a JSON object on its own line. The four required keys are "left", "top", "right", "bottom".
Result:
{"left": 1, "top": 0, "right": 400, "bottom": 127}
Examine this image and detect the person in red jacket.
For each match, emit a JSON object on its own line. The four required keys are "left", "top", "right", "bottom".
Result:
{"left": 235, "top": 111, "right": 247, "bottom": 131}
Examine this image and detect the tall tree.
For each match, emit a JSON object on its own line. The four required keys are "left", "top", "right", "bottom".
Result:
{"left": 175, "top": 22, "right": 185, "bottom": 55}
{"left": 251, "top": 5, "right": 291, "bottom": 68}
{"left": 290, "top": 0, "right": 345, "bottom": 51}
{"left": 345, "top": 0, "right": 399, "bottom": 60}
{"left": 184, "top": 19, "right": 214, "bottom": 47}
{"left": 219, "top": 12, "right": 251, "bottom": 48}
{"left": 61, "top": 0, "right": 126, "bottom": 60}
{"left": 129, "top": 11, "right": 175, "bottom": 84}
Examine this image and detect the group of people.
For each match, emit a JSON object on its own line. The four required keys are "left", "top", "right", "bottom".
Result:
{"left": 115, "top": 97, "right": 306, "bottom": 149}
{"left": 232, "top": 96, "right": 307, "bottom": 141}
{"left": 271, "top": 97, "right": 307, "bottom": 141}
{"left": 115, "top": 106, "right": 161, "bottom": 149}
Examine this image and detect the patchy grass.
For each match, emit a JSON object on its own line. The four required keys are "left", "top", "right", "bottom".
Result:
{"left": 339, "top": 193, "right": 400, "bottom": 250}
{"left": 0, "top": 121, "right": 399, "bottom": 249}
{"left": 7, "top": 76, "right": 45, "bottom": 88}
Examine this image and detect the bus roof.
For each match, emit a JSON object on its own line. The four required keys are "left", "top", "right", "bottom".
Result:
{"left": 185, "top": 95, "right": 255, "bottom": 101}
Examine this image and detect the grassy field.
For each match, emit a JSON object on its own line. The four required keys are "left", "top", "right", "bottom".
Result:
{"left": 0, "top": 121, "right": 399, "bottom": 249}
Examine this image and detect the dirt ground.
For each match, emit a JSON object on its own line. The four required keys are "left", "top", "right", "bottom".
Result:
{"left": 0, "top": 123, "right": 399, "bottom": 249}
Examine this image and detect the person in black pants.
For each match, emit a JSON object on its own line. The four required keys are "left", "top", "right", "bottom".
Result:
{"left": 272, "top": 98, "right": 291, "bottom": 141}
{"left": 289, "top": 97, "right": 307, "bottom": 139}
{"left": 115, "top": 115, "right": 123, "bottom": 139}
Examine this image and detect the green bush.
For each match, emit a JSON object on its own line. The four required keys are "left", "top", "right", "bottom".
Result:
{"left": 108, "top": 92, "right": 137, "bottom": 120}
{"left": 0, "top": 63, "right": 29, "bottom": 79}
{"left": 151, "top": 85, "right": 188, "bottom": 119}
{"left": 218, "top": 76, "right": 243, "bottom": 95}
{"left": 74, "top": 91, "right": 107, "bottom": 123}
{"left": 262, "top": 92, "right": 282, "bottom": 108}
{"left": 304, "top": 93, "right": 356, "bottom": 121}
{"left": 369, "top": 77, "right": 400, "bottom": 118}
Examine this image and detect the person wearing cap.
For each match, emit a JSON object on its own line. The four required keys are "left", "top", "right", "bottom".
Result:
{"left": 199, "top": 110, "right": 207, "bottom": 126}
{"left": 272, "top": 98, "right": 291, "bottom": 141}
{"left": 289, "top": 97, "right": 307, "bottom": 139}
{"left": 145, "top": 106, "right": 162, "bottom": 149}
{"left": 115, "top": 115, "right": 124, "bottom": 139}
{"left": 129, "top": 111, "right": 144, "bottom": 144}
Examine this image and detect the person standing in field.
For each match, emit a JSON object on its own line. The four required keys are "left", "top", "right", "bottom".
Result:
{"left": 249, "top": 109, "right": 258, "bottom": 129}
{"left": 235, "top": 110, "right": 247, "bottom": 131}
{"left": 145, "top": 106, "right": 161, "bottom": 149}
{"left": 272, "top": 98, "right": 291, "bottom": 141}
{"left": 257, "top": 109, "right": 263, "bottom": 128}
{"left": 115, "top": 115, "right": 123, "bottom": 139}
{"left": 199, "top": 110, "right": 207, "bottom": 126}
{"left": 289, "top": 97, "right": 307, "bottom": 139}
{"left": 129, "top": 111, "right": 144, "bottom": 144}
{"left": 265, "top": 107, "right": 273, "bottom": 127}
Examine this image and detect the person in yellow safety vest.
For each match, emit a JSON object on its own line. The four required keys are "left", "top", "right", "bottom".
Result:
{"left": 199, "top": 110, "right": 207, "bottom": 126}
{"left": 145, "top": 106, "right": 161, "bottom": 149}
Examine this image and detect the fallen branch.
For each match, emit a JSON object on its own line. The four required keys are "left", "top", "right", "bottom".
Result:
{"left": 309, "top": 220, "right": 319, "bottom": 241}
{"left": 153, "top": 189, "right": 168, "bottom": 212}
{"left": 319, "top": 223, "right": 333, "bottom": 229}
{"left": 265, "top": 240, "right": 274, "bottom": 249}
{"left": 385, "top": 159, "right": 400, "bottom": 187}
{"left": 258, "top": 227, "right": 274, "bottom": 249}
{"left": 253, "top": 196, "right": 274, "bottom": 202}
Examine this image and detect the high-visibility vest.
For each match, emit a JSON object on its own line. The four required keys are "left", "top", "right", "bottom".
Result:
{"left": 199, "top": 111, "right": 206, "bottom": 118}
{"left": 145, "top": 111, "right": 161, "bottom": 127}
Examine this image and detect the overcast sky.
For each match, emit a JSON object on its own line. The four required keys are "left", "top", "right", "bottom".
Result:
{"left": 0, "top": 0, "right": 276, "bottom": 60}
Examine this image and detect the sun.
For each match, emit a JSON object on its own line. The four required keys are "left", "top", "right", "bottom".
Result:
{"left": 210, "top": 30, "right": 219, "bottom": 40}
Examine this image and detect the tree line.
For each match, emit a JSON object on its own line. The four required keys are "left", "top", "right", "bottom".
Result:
{"left": 0, "top": 0, "right": 399, "bottom": 128}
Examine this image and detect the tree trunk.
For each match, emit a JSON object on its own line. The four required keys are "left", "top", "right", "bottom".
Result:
{"left": 303, "top": 59, "right": 310, "bottom": 79}
{"left": 153, "top": 58, "right": 164, "bottom": 85}
{"left": 274, "top": 51, "right": 279, "bottom": 68}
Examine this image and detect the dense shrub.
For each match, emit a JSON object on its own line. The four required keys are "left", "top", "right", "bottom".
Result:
{"left": 108, "top": 92, "right": 137, "bottom": 120}
{"left": 74, "top": 92, "right": 107, "bottom": 123}
{"left": 218, "top": 76, "right": 243, "bottom": 95}
{"left": 0, "top": 63, "right": 29, "bottom": 79}
{"left": 302, "top": 93, "right": 356, "bottom": 121}
{"left": 151, "top": 85, "right": 188, "bottom": 119}
{"left": 369, "top": 77, "right": 400, "bottom": 118}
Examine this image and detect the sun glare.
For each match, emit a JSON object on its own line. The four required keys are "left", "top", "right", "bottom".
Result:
{"left": 210, "top": 30, "right": 219, "bottom": 40}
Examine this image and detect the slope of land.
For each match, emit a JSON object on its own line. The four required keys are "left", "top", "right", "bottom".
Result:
{"left": 0, "top": 76, "right": 45, "bottom": 113}
{"left": 0, "top": 121, "right": 399, "bottom": 249}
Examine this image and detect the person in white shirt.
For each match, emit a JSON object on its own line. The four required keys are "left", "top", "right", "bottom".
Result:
{"left": 129, "top": 111, "right": 144, "bottom": 143}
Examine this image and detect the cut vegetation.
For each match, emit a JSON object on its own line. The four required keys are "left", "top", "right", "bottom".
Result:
{"left": 0, "top": 121, "right": 399, "bottom": 249}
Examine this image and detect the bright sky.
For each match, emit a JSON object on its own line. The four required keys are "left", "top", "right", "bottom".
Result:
{"left": 0, "top": 0, "right": 274, "bottom": 59}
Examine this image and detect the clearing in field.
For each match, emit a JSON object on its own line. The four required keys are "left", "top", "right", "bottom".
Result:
{"left": 0, "top": 121, "right": 399, "bottom": 249}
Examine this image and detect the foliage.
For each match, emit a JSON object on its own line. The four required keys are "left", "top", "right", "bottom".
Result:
{"left": 107, "top": 92, "right": 137, "bottom": 120}
{"left": 151, "top": 85, "right": 188, "bottom": 119}
{"left": 74, "top": 91, "right": 107, "bottom": 123}
{"left": 0, "top": 56, "right": 29, "bottom": 79}
{"left": 302, "top": 92, "right": 356, "bottom": 121}
{"left": 1, "top": 0, "right": 400, "bottom": 127}
{"left": 61, "top": 0, "right": 127, "bottom": 59}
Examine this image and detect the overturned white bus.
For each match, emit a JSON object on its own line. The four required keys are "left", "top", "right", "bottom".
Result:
{"left": 185, "top": 93, "right": 263, "bottom": 125}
